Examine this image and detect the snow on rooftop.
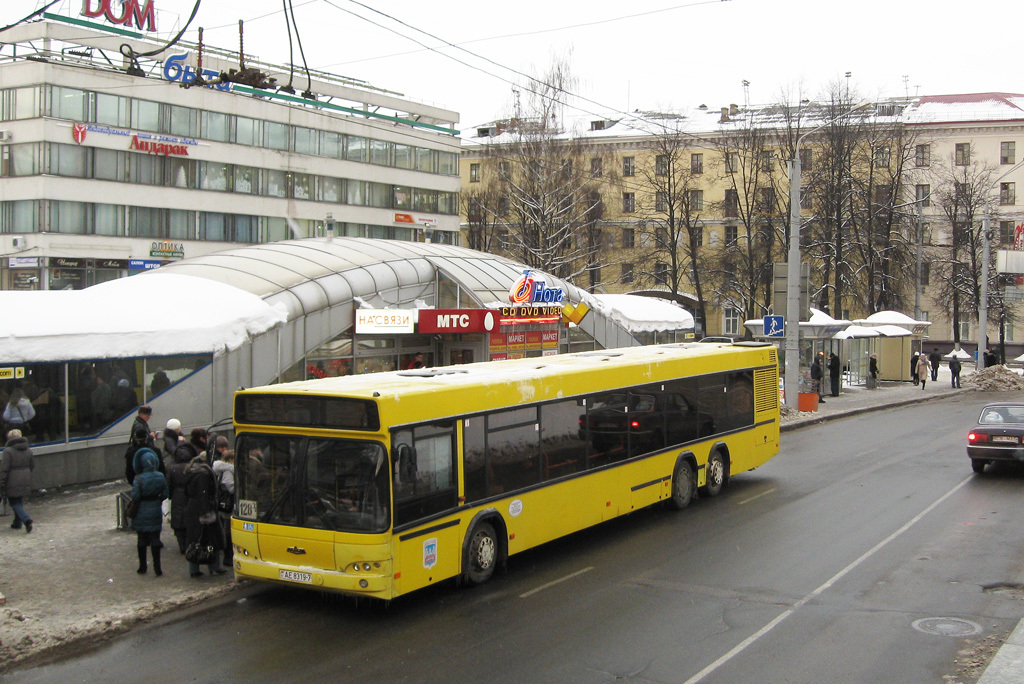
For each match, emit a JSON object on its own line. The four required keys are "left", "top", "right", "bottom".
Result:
{"left": 589, "top": 294, "right": 694, "bottom": 332}
{"left": 0, "top": 273, "right": 288, "bottom": 363}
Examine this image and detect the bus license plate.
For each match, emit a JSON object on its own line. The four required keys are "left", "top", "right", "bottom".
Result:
{"left": 280, "top": 570, "right": 312, "bottom": 584}
{"left": 992, "top": 435, "right": 1018, "bottom": 443}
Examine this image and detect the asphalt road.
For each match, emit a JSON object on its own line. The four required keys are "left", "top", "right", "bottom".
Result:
{"left": 8, "top": 393, "right": 1024, "bottom": 684}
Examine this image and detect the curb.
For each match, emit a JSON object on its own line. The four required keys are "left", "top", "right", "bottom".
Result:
{"left": 781, "top": 387, "right": 974, "bottom": 432}
{"left": 978, "top": 618, "right": 1024, "bottom": 684}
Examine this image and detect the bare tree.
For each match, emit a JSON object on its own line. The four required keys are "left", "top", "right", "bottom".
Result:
{"left": 928, "top": 153, "right": 998, "bottom": 344}
{"left": 628, "top": 114, "right": 710, "bottom": 331}
{"left": 706, "top": 108, "right": 787, "bottom": 322}
{"left": 462, "top": 183, "right": 507, "bottom": 253}
{"left": 480, "top": 58, "right": 606, "bottom": 285}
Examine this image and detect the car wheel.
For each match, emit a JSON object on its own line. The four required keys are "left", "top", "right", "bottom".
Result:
{"left": 971, "top": 459, "right": 988, "bottom": 474}
{"left": 701, "top": 451, "right": 726, "bottom": 497}
{"left": 464, "top": 521, "right": 498, "bottom": 586}
{"left": 670, "top": 459, "right": 694, "bottom": 510}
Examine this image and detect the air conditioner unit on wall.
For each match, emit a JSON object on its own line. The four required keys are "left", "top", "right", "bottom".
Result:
{"left": 0, "top": 131, "right": 11, "bottom": 142}
{"left": 12, "top": 237, "right": 26, "bottom": 248}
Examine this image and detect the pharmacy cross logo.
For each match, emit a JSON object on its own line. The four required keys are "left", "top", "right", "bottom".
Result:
{"left": 72, "top": 123, "right": 87, "bottom": 145}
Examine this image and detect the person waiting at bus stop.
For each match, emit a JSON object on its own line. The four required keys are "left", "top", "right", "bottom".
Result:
{"left": 810, "top": 353, "right": 824, "bottom": 403}
{"left": 828, "top": 353, "right": 841, "bottom": 397}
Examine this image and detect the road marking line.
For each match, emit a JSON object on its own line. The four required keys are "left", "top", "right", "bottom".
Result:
{"left": 681, "top": 475, "right": 973, "bottom": 684}
{"left": 738, "top": 488, "right": 776, "bottom": 505}
{"left": 519, "top": 567, "right": 594, "bottom": 599}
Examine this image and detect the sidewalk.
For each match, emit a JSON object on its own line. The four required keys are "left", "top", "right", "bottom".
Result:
{"left": 0, "top": 368, "right": 1011, "bottom": 676}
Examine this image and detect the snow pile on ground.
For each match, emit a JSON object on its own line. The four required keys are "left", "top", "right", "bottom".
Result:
{"left": 964, "top": 365, "right": 1024, "bottom": 391}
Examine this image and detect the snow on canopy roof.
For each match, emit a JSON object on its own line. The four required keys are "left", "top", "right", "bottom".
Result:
{"left": 873, "top": 325, "right": 913, "bottom": 337}
{"left": 0, "top": 273, "right": 288, "bottom": 363}
{"left": 807, "top": 307, "right": 852, "bottom": 325}
{"left": 589, "top": 294, "right": 694, "bottom": 332}
{"left": 854, "top": 310, "right": 931, "bottom": 327}
{"left": 833, "top": 325, "right": 880, "bottom": 339}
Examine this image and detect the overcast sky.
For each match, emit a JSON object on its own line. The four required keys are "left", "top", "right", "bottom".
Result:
{"left": 5, "top": 1, "right": 1019, "bottom": 131}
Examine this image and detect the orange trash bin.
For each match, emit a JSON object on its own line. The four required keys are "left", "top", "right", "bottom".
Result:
{"left": 797, "top": 392, "right": 819, "bottom": 412}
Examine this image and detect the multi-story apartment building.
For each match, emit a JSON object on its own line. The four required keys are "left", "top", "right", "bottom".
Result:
{"left": 0, "top": 9, "right": 461, "bottom": 290}
{"left": 461, "top": 93, "right": 1024, "bottom": 352}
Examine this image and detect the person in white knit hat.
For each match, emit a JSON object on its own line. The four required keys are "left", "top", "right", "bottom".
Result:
{"left": 161, "top": 418, "right": 183, "bottom": 471}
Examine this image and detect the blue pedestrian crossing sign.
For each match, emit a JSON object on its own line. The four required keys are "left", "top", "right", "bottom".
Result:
{"left": 764, "top": 315, "right": 785, "bottom": 337}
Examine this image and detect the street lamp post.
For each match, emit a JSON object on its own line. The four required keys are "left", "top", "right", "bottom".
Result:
{"left": 784, "top": 101, "right": 869, "bottom": 409}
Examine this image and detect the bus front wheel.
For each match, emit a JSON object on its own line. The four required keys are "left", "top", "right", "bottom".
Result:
{"left": 464, "top": 521, "right": 498, "bottom": 585}
{"left": 670, "top": 459, "right": 694, "bottom": 510}
{"left": 702, "top": 451, "right": 726, "bottom": 497}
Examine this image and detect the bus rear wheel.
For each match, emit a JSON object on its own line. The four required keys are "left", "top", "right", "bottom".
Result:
{"left": 701, "top": 451, "right": 726, "bottom": 497}
{"left": 670, "top": 459, "right": 694, "bottom": 510}
{"left": 464, "top": 521, "right": 498, "bottom": 585}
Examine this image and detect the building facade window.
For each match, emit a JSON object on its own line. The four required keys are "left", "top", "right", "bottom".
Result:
{"left": 725, "top": 152, "right": 738, "bottom": 173}
{"left": 916, "top": 184, "right": 930, "bottom": 207}
{"left": 469, "top": 163, "right": 480, "bottom": 183}
{"left": 1000, "top": 220, "right": 1016, "bottom": 245}
{"left": 622, "top": 226, "right": 634, "bottom": 248}
{"left": 691, "top": 153, "right": 703, "bottom": 175}
{"left": 622, "top": 192, "right": 635, "bottom": 213}
{"left": 655, "top": 192, "right": 668, "bottom": 213}
{"left": 760, "top": 151, "right": 773, "bottom": 173}
{"left": 1001, "top": 141, "right": 1016, "bottom": 165}
{"left": 724, "top": 189, "right": 739, "bottom": 217}
{"left": 725, "top": 225, "right": 738, "bottom": 244}
{"left": 915, "top": 144, "right": 930, "bottom": 167}
{"left": 621, "top": 263, "right": 633, "bottom": 283}
{"left": 623, "top": 156, "right": 635, "bottom": 177}
{"left": 800, "top": 148, "right": 813, "bottom": 172}
{"left": 873, "top": 145, "right": 891, "bottom": 168}
{"left": 921, "top": 262, "right": 930, "bottom": 286}
{"left": 1001, "top": 182, "right": 1016, "bottom": 205}
{"left": 654, "top": 262, "right": 668, "bottom": 285}
{"left": 591, "top": 157, "right": 603, "bottom": 177}
{"left": 689, "top": 189, "right": 704, "bottom": 211}
{"left": 723, "top": 307, "right": 740, "bottom": 336}
{"left": 655, "top": 155, "right": 668, "bottom": 176}
{"left": 955, "top": 143, "right": 970, "bottom": 166}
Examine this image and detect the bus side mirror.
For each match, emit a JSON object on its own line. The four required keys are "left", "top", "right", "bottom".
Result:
{"left": 396, "top": 444, "right": 417, "bottom": 484}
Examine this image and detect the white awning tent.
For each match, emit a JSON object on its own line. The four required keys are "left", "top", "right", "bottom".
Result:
{"left": 589, "top": 294, "right": 695, "bottom": 333}
{"left": 852, "top": 310, "right": 932, "bottom": 336}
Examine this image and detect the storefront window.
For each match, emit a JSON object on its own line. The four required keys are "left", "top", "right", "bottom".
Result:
{"left": 367, "top": 182, "right": 390, "bottom": 208}
{"left": 319, "top": 177, "right": 343, "bottom": 203}
{"left": 94, "top": 149, "right": 127, "bottom": 181}
{"left": 234, "top": 215, "right": 258, "bottom": 243}
{"left": 438, "top": 191, "right": 457, "bottom": 215}
{"left": 346, "top": 135, "right": 367, "bottom": 162}
{"left": 132, "top": 99, "right": 160, "bottom": 132}
{"left": 94, "top": 203, "right": 124, "bottom": 236}
{"left": 10, "top": 200, "right": 38, "bottom": 233}
{"left": 347, "top": 180, "right": 365, "bottom": 206}
{"left": 393, "top": 186, "right": 411, "bottom": 210}
{"left": 369, "top": 140, "right": 392, "bottom": 166}
{"left": 291, "top": 172, "right": 312, "bottom": 200}
{"left": 413, "top": 188, "right": 437, "bottom": 213}
{"left": 13, "top": 86, "right": 40, "bottom": 120}
{"left": 415, "top": 148, "right": 436, "bottom": 173}
{"left": 265, "top": 169, "right": 287, "bottom": 198}
{"left": 169, "top": 209, "right": 194, "bottom": 240}
{"left": 49, "top": 143, "right": 89, "bottom": 177}
{"left": 201, "top": 111, "right": 232, "bottom": 142}
{"left": 129, "top": 153, "right": 163, "bottom": 185}
{"left": 235, "top": 166, "right": 256, "bottom": 194}
{"left": 51, "top": 87, "right": 87, "bottom": 120}
{"left": 167, "top": 157, "right": 194, "bottom": 188}
{"left": 129, "top": 207, "right": 166, "bottom": 238}
{"left": 7, "top": 144, "right": 40, "bottom": 177}
{"left": 145, "top": 355, "right": 209, "bottom": 401}
{"left": 167, "top": 105, "right": 198, "bottom": 138}
{"left": 395, "top": 144, "right": 414, "bottom": 169}
{"left": 294, "top": 127, "right": 317, "bottom": 155}
{"left": 235, "top": 116, "right": 261, "bottom": 146}
{"left": 199, "top": 161, "right": 230, "bottom": 191}
{"left": 201, "top": 213, "right": 228, "bottom": 241}
{"left": 438, "top": 151, "right": 458, "bottom": 176}
{"left": 264, "top": 217, "right": 289, "bottom": 242}
{"left": 4, "top": 363, "right": 66, "bottom": 445}
{"left": 95, "top": 93, "right": 130, "bottom": 127}
{"left": 320, "top": 131, "right": 342, "bottom": 159}
{"left": 50, "top": 200, "right": 88, "bottom": 234}
{"left": 264, "top": 121, "right": 289, "bottom": 151}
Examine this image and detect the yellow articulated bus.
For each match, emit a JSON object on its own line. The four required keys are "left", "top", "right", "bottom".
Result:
{"left": 230, "top": 341, "right": 780, "bottom": 599}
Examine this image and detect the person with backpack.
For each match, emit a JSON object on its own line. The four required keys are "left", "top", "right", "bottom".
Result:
{"left": 184, "top": 448, "right": 228, "bottom": 577}
{"left": 167, "top": 428, "right": 205, "bottom": 554}
{"left": 212, "top": 450, "right": 235, "bottom": 567}
{"left": 949, "top": 355, "right": 962, "bottom": 388}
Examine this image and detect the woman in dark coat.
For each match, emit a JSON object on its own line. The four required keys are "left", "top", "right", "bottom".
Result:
{"left": 166, "top": 429, "right": 203, "bottom": 553}
{"left": 130, "top": 448, "right": 169, "bottom": 575}
{"left": 184, "top": 451, "right": 227, "bottom": 577}
{"left": 1, "top": 429, "right": 34, "bottom": 533}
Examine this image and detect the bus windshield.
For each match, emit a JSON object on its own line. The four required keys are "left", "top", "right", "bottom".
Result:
{"left": 236, "top": 433, "right": 390, "bottom": 534}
